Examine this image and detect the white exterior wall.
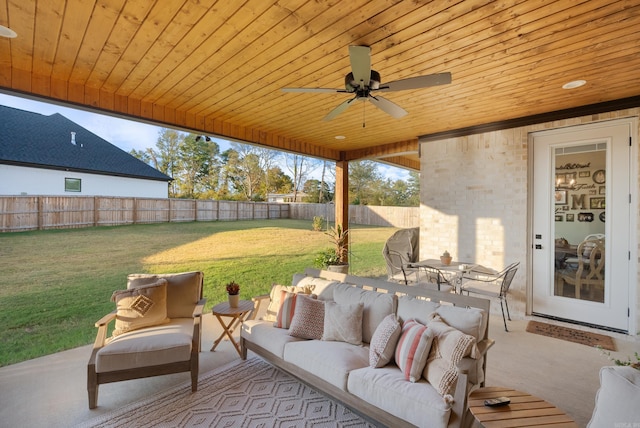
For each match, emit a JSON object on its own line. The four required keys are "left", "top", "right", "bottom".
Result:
{"left": 0, "top": 164, "right": 168, "bottom": 198}
{"left": 420, "top": 108, "right": 640, "bottom": 334}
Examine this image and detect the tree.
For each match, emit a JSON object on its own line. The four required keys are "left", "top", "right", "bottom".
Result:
{"left": 349, "top": 160, "right": 382, "bottom": 205}
{"left": 303, "top": 179, "right": 333, "bottom": 203}
{"left": 284, "top": 154, "right": 318, "bottom": 201}
{"left": 175, "top": 134, "right": 221, "bottom": 198}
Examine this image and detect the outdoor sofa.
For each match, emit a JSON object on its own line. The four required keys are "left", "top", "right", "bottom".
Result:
{"left": 240, "top": 268, "right": 494, "bottom": 428}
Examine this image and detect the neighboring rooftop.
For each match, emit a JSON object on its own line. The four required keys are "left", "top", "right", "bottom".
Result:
{"left": 0, "top": 105, "right": 170, "bottom": 182}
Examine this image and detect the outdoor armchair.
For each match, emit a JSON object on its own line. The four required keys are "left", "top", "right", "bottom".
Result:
{"left": 87, "top": 271, "right": 205, "bottom": 409}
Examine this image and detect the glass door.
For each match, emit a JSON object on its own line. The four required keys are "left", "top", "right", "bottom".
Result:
{"left": 532, "top": 120, "right": 632, "bottom": 332}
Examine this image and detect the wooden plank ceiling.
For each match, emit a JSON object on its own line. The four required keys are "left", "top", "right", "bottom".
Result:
{"left": 1, "top": 0, "right": 640, "bottom": 171}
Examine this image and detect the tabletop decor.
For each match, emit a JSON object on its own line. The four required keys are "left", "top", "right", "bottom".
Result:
{"left": 440, "top": 250, "right": 452, "bottom": 266}
{"left": 226, "top": 281, "right": 240, "bottom": 308}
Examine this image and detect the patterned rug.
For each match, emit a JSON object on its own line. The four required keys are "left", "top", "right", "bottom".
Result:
{"left": 79, "top": 357, "right": 377, "bottom": 428}
{"left": 526, "top": 320, "right": 616, "bottom": 351}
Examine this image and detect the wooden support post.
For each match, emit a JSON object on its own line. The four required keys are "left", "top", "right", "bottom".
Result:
{"left": 335, "top": 157, "right": 349, "bottom": 263}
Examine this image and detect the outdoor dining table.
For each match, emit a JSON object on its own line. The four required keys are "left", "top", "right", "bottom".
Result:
{"left": 410, "top": 259, "right": 497, "bottom": 293}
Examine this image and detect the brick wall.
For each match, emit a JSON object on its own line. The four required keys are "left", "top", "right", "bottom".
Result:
{"left": 419, "top": 108, "right": 640, "bottom": 331}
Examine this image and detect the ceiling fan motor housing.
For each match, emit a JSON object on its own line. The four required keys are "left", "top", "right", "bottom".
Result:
{"left": 345, "top": 70, "right": 381, "bottom": 92}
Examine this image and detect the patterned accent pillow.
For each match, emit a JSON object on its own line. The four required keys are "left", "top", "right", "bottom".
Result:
{"left": 424, "top": 315, "right": 476, "bottom": 396}
{"left": 111, "top": 279, "right": 170, "bottom": 337}
{"left": 264, "top": 284, "right": 312, "bottom": 322}
{"left": 369, "top": 314, "right": 402, "bottom": 368}
{"left": 275, "top": 291, "right": 317, "bottom": 329}
{"left": 322, "top": 301, "right": 364, "bottom": 345}
{"left": 395, "top": 319, "right": 434, "bottom": 382}
{"left": 288, "top": 295, "right": 325, "bottom": 340}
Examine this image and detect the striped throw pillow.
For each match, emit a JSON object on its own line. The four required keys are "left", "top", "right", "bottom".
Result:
{"left": 395, "top": 319, "right": 434, "bottom": 382}
{"left": 275, "top": 291, "right": 299, "bottom": 328}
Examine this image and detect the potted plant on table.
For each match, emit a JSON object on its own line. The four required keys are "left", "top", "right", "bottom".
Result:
{"left": 314, "top": 224, "right": 349, "bottom": 274}
{"left": 226, "top": 281, "right": 240, "bottom": 308}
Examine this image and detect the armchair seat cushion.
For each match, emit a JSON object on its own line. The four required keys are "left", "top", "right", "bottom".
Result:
{"left": 96, "top": 318, "right": 193, "bottom": 373}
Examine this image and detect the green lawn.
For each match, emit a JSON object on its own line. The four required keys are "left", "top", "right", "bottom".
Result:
{"left": 0, "top": 219, "right": 397, "bottom": 366}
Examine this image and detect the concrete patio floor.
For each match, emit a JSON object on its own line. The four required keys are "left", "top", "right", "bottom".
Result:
{"left": 0, "top": 312, "right": 638, "bottom": 428}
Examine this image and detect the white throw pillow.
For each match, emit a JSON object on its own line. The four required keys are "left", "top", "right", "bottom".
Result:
{"left": 424, "top": 315, "right": 476, "bottom": 396}
{"left": 322, "top": 301, "right": 364, "bottom": 345}
{"left": 587, "top": 366, "right": 640, "bottom": 427}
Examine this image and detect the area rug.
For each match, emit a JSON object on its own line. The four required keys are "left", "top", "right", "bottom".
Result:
{"left": 526, "top": 320, "right": 616, "bottom": 351}
{"left": 79, "top": 357, "right": 377, "bottom": 428}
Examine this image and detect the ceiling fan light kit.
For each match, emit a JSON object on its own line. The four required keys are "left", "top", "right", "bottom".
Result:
{"left": 282, "top": 45, "right": 451, "bottom": 121}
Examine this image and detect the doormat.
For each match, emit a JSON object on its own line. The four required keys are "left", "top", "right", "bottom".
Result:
{"left": 526, "top": 320, "right": 616, "bottom": 351}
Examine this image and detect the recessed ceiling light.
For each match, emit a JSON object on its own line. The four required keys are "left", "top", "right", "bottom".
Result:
{"left": 562, "top": 80, "right": 586, "bottom": 89}
{"left": 0, "top": 25, "right": 17, "bottom": 38}
{"left": 334, "top": 135, "right": 345, "bottom": 140}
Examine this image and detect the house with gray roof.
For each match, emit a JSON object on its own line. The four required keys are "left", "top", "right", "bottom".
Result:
{"left": 0, "top": 105, "right": 171, "bottom": 197}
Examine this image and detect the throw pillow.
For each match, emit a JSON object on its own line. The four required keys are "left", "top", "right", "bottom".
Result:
{"left": 395, "top": 319, "right": 434, "bottom": 382}
{"left": 369, "top": 313, "right": 402, "bottom": 368}
{"left": 111, "top": 279, "right": 170, "bottom": 337}
{"left": 264, "top": 284, "right": 311, "bottom": 322}
{"left": 424, "top": 315, "right": 477, "bottom": 396}
{"left": 288, "top": 295, "right": 325, "bottom": 340}
{"left": 275, "top": 291, "right": 317, "bottom": 329}
{"left": 322, "top": 301, "right": 364, "bottom": 345}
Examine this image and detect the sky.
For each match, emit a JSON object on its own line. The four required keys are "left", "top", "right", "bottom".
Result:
{"left": 0, "top": 93, "right": 409, "bottom": 182}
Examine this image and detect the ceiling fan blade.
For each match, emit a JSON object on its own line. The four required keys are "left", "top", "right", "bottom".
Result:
{"left": 368, "top": 95, "right": 408, "bottom": 119}
{"left": 349, "top": 45, "right": 371, "bottom": 88}
{"left": 281, "top": 88, "right": 342, "bottom": 93}
{"left": 323, "top": 98, "right": 356, "bottom": 121}
{"left": 379, "top": 72, "right": 452, "bottom": 92}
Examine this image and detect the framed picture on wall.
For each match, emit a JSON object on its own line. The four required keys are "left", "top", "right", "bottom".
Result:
{"left": 592, "top": 169, "right": 606, "bottom": 184}
{"left": 555, "top": 214, "right": 563, "bottom": 222}
{"left": 579, "top": 171, "right": 590, "bottom": 178}
{"left": 599, "top": 186, "right": 606, "bottom": 195}
{"left": 555, "top": 190, "right": 567, "bottom": 205}
{"left": 590, "top": 197, "right": 605, "bottom": 209}
{"left": 566, "top": 213, "right": 575, "bottom": 222}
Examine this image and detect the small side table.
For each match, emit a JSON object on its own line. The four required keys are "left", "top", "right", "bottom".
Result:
{"left": 210, "top": 299, "right": 255, "bottom": 357}
{"left": 468, "top": 386, "right": 578, "bottom": 427}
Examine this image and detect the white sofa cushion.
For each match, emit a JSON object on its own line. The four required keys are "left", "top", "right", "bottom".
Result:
{"left": 396, "top": 295, "right": 440, "bottom": 325}
{"left": 97, "top": 318, "right": 192, "bottom": 372}
{"left": 333, "top": 283, "right": 397, "bottom": 343}
{"left": 587, "top": 366, "right": 640, "bottom": 427}
{"left": 283, "top": 340, "right": 369, "bottom": 390}
{"left": 435, "top": 305, "right": 487, "bottom": 342}
{"left": 347, "top": 366, "right": 451, "bottom": 428}
{"left": 241, "top": 320, "right": 305, "bottom": 358}
{"left": 292, "top": 275, "right": 339, "bottom": 300}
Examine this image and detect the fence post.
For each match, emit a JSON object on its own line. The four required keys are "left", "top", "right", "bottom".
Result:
{"left": 37, "top": 196, "right": 43, "bottom": 230}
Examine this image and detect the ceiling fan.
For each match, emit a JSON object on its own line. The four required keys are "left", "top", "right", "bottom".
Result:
{"left": 282, "top": 45, "right": 451, "bottom": 121}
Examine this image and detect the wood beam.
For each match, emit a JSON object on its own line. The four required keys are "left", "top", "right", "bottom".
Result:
{"left": 335, "top": 156, "right": 349, "bottom": 264}
{"left": 344, "top": 139, "right": 418, "bottom": 161}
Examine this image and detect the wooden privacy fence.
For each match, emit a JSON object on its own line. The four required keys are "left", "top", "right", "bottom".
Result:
{"left": 0, "top": 196, "right": 418, "bottom": 232}
{"left": 289, "top": 203, "right": 419, "bottom": 228}
{"left": 0, "top": 196, "right": 289, "bottom": 232}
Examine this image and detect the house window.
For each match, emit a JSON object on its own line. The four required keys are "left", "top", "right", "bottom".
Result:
{"left": 65, "top": 178, "right": 81, "bottom": 192}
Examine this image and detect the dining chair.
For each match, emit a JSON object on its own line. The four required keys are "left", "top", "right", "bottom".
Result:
{"left": 559, "top": 239, "right": 605, "bottom": 301}
{"left": 412, "top": 264, "right": 455, "bottom": 293}
{"left": 384, "top": 249, "right": 419, "bottom": 285}
{"left": 460, "top": 262, "right": 520, "bottom": 331}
